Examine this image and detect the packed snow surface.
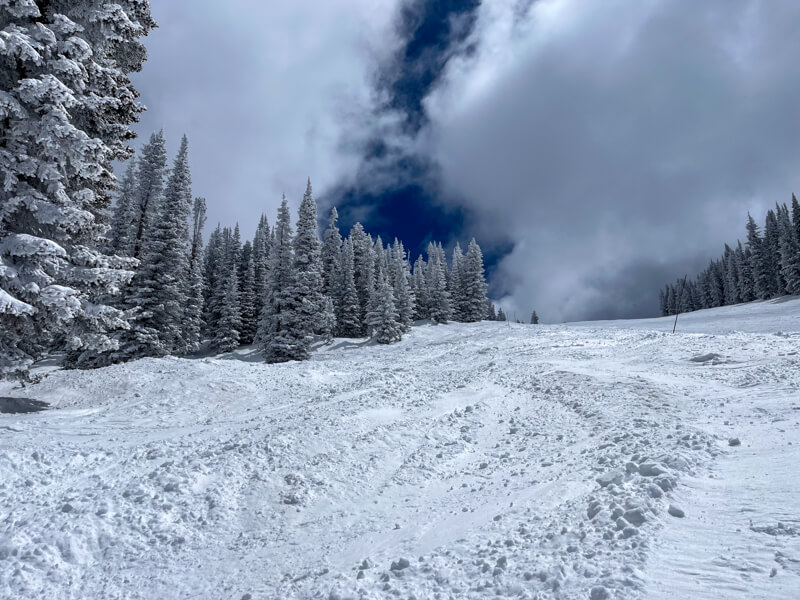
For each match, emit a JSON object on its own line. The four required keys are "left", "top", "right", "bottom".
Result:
{"left": 1, "top": 298, "right": 799, "bottom": 599}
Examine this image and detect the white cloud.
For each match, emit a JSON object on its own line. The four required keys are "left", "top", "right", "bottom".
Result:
{"left": 423, "top": 0, "right": 800, "bottom": 321}
{"left": 131, "top": 0, "right": 403, "bottom": 234}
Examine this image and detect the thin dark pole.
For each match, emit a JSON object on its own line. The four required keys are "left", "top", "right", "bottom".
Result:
{"left": 672, "top": 274, "right": 688, "bottom": 334}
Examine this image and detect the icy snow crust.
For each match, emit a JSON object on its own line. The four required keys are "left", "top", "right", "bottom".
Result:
{"left": 1, "top": 298, "right": 799, "bottom": 599}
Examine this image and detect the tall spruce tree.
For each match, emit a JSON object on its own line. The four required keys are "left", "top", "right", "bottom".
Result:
{"left": 350, "top": 223, "right": 374, "bottom": 334}
{"left": 131, "top": 131, "right": 168, "bottom": 259}
{"left": 238, "top": 241, "right": 258, "bottom": 344}
{"left": 203, "top": 225, "right": 223, "bottom": 337}
{"left": 212, "top": 227, "right": 242, "bottom": 353}
{"left": 366, "top": 262, "right": 403, "bottom": 344}
{"left": 461, "top": 239, "right": 489, "bottom": 322}
{"left": 260, "top": 196, "right": 305, "bottom": 362}
{"left": 119, "top": 135, "right": 193, "bottom": 359}
{"left": 183, "top": 197, "right": 207, "bottom": 353}
{"left": 109, "top": 160, "right": 139, "bottom": 256}
{"left": 293, "top": 179, "right": 325, "bottom": 340}
{"left": 777, "top": 203, "right": 800, "bottom": 295}
{"left": 412, "top": 255, "right": 429, "bottom": 320}
{"left": 391, "top": 239, "right": 415, "bottom": 331}
{"left": 335, "top": 237, "right": 361, "bottom": 337}
{"left": 251, "top": 214, "right": 271, "bottom": 336}
{"left": 0, "top": 0, "right": 154, "bottom": 377}
{"left": 322, "top": 207, "right": 342, "bottom": 299}
{"left": 449, "top": 243, "right": 465, "bottom": 321}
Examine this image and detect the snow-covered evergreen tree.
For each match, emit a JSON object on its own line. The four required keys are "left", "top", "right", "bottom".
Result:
{"left": 764, "top": 209, "right": 785, "bottom": 296}
{"left": 448, "top": 243, "right": 465, "bottom": 321}
{"left": 746, "top": 214, "right": 771, "bottom": 300}
{"left": 335, "top": 238, "right": 361, "bottom": 337}
{"left": 350, "top": 223, "right": 374, "bottom": 334}
{"left": 293, "top": 179, "right": 325, "bottom": 340}
{"left": 496, "top": 308, "right": 507, "bottom": 322}
{"left": 212, "top": 227, "right": 242, "bottom": 353}
{"left": 109, "top": 160, "right": 138, "bottom": 256}
{"left": 183, "top": 197, "right": 207, "bottom": 353}
{"left": 461, "top": 239, "right": 489, "bottom": 322}
{"left": 119, "top": 135, "right": 193, "bottom": 359}
{"left": 366, "top": 262, "right": 402, "bottom": 344}
{"left": 736, "top": 241, "right": 754, "bottom": 302}
{"left": 0, "top": 0, "right": 154, "bottom": 377}
{"left": 251, "top": 214, "right": 271, "bottom": 335}
{"left": 203, "top": 225, "right": 223, "bottom": 337}
{"left": 426, "top": 243, "right": 451, "bottom": 323}
{"left": 530, "top": 310, "right": 539, "bottom": 324}
{"left": 319, "top": 296, "right": 337, "bottom": 343}
{"left": 322, "top": 207, "right": 342, "bottom": 300}
{"left": 260, "top": 196, "right": 305, "bottom": 362}
{"left": 130, "top": 131, "right": 168, "bottom": 259}
{"left": 390, "top": 240, "right": 415, "bottom": 331}
{"left": 412, "top": 255, "right": 428, "bottom": 320}
{"left": 777, "top": 202, "right": 800, "bottom": 295}
{"left": 238, "top": 240, "right": 258, "bottom": 344}
{"left": 487, "top": 301, "right": 497, "bottom": 321}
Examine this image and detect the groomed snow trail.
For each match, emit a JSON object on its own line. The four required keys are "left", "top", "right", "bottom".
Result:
{"left": 1, "top": 299, "right": 798, "bottom": 599}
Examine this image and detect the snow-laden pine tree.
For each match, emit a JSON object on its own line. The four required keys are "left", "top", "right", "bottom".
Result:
{"left": 425, "top": 243, "right": 451, "bottom": 323}
{"left": 487, "top": 301, "right": 497, "bottom": 321}
{"left": 461, "top": 239, "right": 489, "bottom": 322}
{"left": 130, "top": 131, "right": 168, "bottom": 259}
{"left": 412, "top": 255, "right": 428, "bottom": 320}
{"left": 746, "top": 214, "right": 772, "bottom": 300}
{"left": 0, "top": 0, "right": 154, "bottom": 377}
{"left": 320, "top": 296, "right": 337, "bottom": 343}
{"left": 119, "top": 135, "right": 193, "bottom": 359}
{"left": 530, "top": 311, "right": 539, "bottom": 324}
{"left": 350, "top": 223, "right": 374, "bottom": 334}
{"left": 203, "top": 225, "right": 223, "bottom": 336}
{"left": 260, "top": 196, "right": 306, "bottom": 362}
{"left": 238, "top": 241, "right": 258, "bottom": 344}
{"left": 182, "top": 197, "right": 207, "bottom": 354}
{"left": 736, "top": 241, "right": 754, "bottom": 302}
{"left": 723, "top": 244, "right": 741, "bottom": 305}
{"left": 366, "top": 262, "right": 403, "bottom": 344}
{"left": 448, "top": 243, "right": 465, "bottom": 321}
{"left": 764, "top": 209, "right": 784, "bottom": 297}
{"left": 777, "top": 202, "right": 800, "bottom": 295}
{"left": 251, "top": 214, "right": 271, "bottom": 337}
{"left": 293, "top": 180, "right": 325, "bottom": 340}
{"left": 335, "top": 237, "right": 361, "bottom": 337}
{"left": 390, "top": 239, "right": 415, "bottom": 331}
{"left": 212, "top": 227, "right": 242, "bottom": 353}
{"left": 496, "top": 308, "right": 507, "bottom": 322}
{"left": 793, "top": 194, "right": 800, "bottom": 242}
{"left": 109, "top": 160, "right": 138, "bottom": 256}
{"left": 322, "top": 207, "right": 342, "bottom": 300}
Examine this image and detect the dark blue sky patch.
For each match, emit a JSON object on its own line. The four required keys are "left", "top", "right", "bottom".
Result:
{"left": 323, "top": 0, "right": 509, "bottom": 292}
{"left": 383, "top": 0, "right": 481, "bottom": 133}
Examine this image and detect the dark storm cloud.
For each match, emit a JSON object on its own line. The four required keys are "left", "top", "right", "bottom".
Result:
{"left": 424, "top": 0, "right": 800, "bottom": 321}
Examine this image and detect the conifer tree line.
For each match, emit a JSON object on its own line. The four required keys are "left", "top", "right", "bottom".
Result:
{"left": 659, "top": 197, "right": 800, "bottom": 316}
{"left": 107, "top": 133, "right": 493, "bottom": 364}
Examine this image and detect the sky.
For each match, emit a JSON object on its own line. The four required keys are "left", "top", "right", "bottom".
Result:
{"left": 129, "top": 0, "right": 800, "bottom": 322}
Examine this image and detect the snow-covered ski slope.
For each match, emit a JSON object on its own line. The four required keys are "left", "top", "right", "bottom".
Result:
{"left": 1, "top": 298, "right": 798, "bottom": 599}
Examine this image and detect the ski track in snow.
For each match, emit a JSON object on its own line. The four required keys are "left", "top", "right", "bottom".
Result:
{"left": 0, "top": 298, "right": 799, "bottom": 599}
